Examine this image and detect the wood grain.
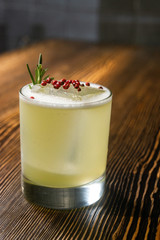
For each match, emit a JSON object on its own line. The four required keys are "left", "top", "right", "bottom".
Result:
{"left": 1, "top": 40, "right": 160, "bottom": 240}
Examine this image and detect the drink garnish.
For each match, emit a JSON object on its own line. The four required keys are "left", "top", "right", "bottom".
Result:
{"left": 27, "top": 54, "right": 104, "bottom": 94}
{"left": 26, "top": 53, "right": 54, "bottom": 87}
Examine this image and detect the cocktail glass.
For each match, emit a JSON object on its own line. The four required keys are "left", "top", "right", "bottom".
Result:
{"left": 19, "top": 84, "right": 112, "bottom": 209}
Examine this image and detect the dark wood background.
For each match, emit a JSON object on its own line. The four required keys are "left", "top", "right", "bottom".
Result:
{"left": 1, "top": 40, "right": 160, "bottom": 240}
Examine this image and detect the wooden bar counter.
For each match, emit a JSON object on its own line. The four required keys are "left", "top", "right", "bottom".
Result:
{"left": 1, "top": 40, "right": 160, "bottom": 240}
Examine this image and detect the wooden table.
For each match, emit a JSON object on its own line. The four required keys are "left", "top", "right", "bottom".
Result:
{"left": 1, "top": 40, "right": 160, "bottom": 240}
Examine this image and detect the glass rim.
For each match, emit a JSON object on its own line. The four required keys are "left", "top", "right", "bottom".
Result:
{"left": 19, "top": 83, "right": 112, "bottom": 109}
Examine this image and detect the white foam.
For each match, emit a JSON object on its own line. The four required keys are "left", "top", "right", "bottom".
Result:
{"left": 20, "top": 82, "right": 112, "bottom": 108}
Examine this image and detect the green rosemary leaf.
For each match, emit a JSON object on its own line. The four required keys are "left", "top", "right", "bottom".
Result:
{"left": 35, "top": 68, "right": 38, "bottom": 83}
{"left": 50, "top": 77, "right": 54, "bottom": 80}
{"left": 38, "top": 53, "right": 42, "bottom": 65}
{"left": 27, "top": 64, "right": 35, "bottom": 85}
{"left": 43, "top": 74, "right": 50, "bottom": 80}
{"left": 39, "top": 64, "right": 43, "bottom": 83}
{"left": 41, "top": 68, "right": 48, "bottom": 78}
{"left": 29, "top": 84, "right": 32, "bottom": 89}
{"left": 37, "top": 67, "right": 41, "bottom": 84}
{"left": 38, "top": 64, "right": 42, "bottom": 70}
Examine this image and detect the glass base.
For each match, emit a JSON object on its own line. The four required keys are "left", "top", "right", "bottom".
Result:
{"left": 22, "top": 174, "right": 105, "bottom": 209}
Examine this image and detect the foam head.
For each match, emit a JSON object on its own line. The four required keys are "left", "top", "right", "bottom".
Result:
{"left": 20, "top": 82, "right": 112, "bottom": 108}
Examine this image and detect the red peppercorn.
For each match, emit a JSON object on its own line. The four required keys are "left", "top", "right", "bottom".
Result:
{"left": 81, "top": 83, "right": 84, "bottom": 87}
{"left": 75, "top": 81, "right": 80, "bottom": 85}
{"left": 30, "top": 96, "right": 35, "bottom": 99}
{"left": 59, "top": 80, "right": 64, "bottom": 85}
{"left": 41, "top": 81, "right": 47, "bottom": 86}
{"left": 86, "top": 82, "right": 90, "bottom": 86}
{"left": 52, "top": 80, "right": 57, "bottom": 85}
{"left": 74, "top": 83, "right": 79, "bottom": 89}
{"left": 63, "top": 83, "right": 70, "bottom": 89}
{"left": 54, "top": 83, "right": 60, "bottom": 89}
{"left": 46, "top": 77, "right": 51, "bottom": 83}
{"left": 77, "top": 87, "right": 81, "bottom": 91}
{"left": 61, "top": 78, "right": 66, "bottom": 83}
{"left": 99, "top": 86, "right": 103, "bottom": 89}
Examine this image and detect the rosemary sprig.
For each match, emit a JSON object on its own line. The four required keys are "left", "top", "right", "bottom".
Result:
{"left": 26, "top": 53, "right": 54, "bottom": 85}
{"left": 27, "top": 64, "right": 35, "bottom": 85}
